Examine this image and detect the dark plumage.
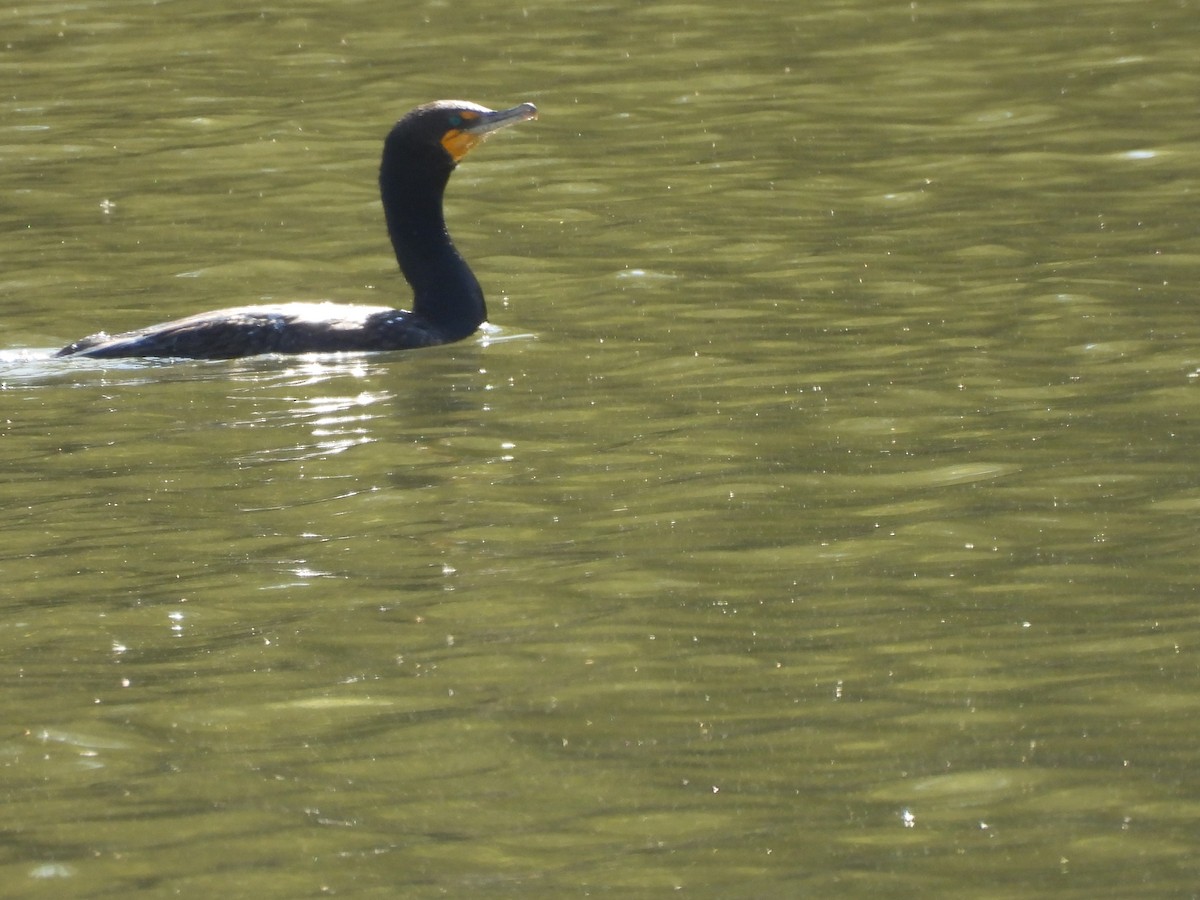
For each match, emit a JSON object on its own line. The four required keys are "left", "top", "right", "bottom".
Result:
{"left": 56, "top": 100, "right": 537, "bottom": 360}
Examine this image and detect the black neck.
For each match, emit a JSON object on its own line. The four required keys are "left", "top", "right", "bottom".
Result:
{"left": 379, "top": 139, "right": 486, "bottom": 339}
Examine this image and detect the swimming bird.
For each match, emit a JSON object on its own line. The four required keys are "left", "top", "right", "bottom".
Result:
{"left": 56, "top": 100, "right": 537, "bottom": 360}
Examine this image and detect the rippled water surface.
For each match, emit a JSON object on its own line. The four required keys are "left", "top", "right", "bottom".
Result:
{"left": 4, "top": 0, "right": 1200, "bottom": 896}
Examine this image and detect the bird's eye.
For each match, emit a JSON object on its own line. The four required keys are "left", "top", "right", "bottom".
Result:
{"left": 447, "top": 114, "right": 463, "bottom": 128}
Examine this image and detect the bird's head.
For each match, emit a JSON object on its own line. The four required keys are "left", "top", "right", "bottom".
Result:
{"left": 394, "top": 100, "right": 538, "bottom": 166}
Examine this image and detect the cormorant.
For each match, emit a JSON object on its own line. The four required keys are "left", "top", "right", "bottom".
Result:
{"left": 56, "top": 100, "right": 537, "bottom": 360}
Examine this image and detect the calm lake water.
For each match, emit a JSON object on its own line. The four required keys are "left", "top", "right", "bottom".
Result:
{"left": 3, "top": 0, "right": 1200, "bottom": 896}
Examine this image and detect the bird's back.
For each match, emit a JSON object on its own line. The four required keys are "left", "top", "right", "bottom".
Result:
{"left": 56, "top": 302, "right": 447, "bottom": 359}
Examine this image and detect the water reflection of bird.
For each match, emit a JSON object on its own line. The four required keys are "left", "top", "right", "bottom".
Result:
{"left": 57, "top": 100, "right": 537, "bottom": 360}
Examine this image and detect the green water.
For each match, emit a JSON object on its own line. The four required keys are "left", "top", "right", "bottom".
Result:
{"left": 4, "top": 0, "right": 1200, "bottom": 896}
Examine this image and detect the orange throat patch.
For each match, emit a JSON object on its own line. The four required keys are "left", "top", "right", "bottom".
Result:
{"left": 441, "top": 130, "right": 485, "bottom": 162}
